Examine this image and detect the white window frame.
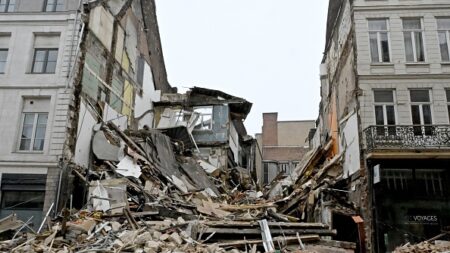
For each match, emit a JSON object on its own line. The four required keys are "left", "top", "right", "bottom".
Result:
{"left": 402, "top": 18, "right": 426, "bottom": 62}
{"left": 373, "top": 89, "right": 397, "bottom": 126}
{"left": 368, "top": 19, "right": 391, "bottom": 63}
{"left": 18, "top": 112, "right": 48, "bottom": 152}
{"left": 437, "top": 18, "right": 450, "bottom": 62}
{"left": 0, "top": 49, "right": 8, "bottom": 74}
{"left": 193, "top": 106, "right": 213, "bottom": 131}
{"left": 0, "top": 0, "right": 15, "bottom": 13}
{"left": 409, "top": 89, "right": 433, "bottom": 125}
{"left": 44, "top": 0, "right": 64, "bottom": 12}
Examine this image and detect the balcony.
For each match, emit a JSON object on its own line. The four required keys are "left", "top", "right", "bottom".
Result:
{"left": 364, "top": 125, "right": 450, "bottom": 153}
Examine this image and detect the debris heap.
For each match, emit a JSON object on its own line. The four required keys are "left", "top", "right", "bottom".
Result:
{"left": 0, "top": 122, "right": 352, "bottom": 253}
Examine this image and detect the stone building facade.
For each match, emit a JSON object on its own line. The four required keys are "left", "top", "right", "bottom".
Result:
{"left": 309, "top": 0, "right": 450, "bottom": 252}
{"left": 0, "top": 0, "right": 171, "bottom": 227}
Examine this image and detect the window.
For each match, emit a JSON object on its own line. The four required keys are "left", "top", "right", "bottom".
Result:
{"left": 279, "top": 162, "right": 290, "bottom": 174}
{"left": 44, "top": 0, "right": 64, "bottom": 12}
{"left": 193, "top": 107, "right": 213, "bottom": 130}
{"left": 369, "top": 19, "right": 390, "bottom": 63}
{"left": 374, "top": 90, "right": 396, "bottom": 135}
{"left": 19, "top": 98, "right": 49, "bottom": 151}
{"left": 31, "top": 34, "right": 60, "bottom": 74}
{"left": 0, "top": 0, "right": 15, "bottom": 12}
{"left": 1, "top": 174, "right": 46, "bottom": 211}
{"left": 381, "top": 168, "right": 447, "bottom": 197}
{"left": 32, "top": 49, "right": 58, "bottom": 74}
{"left": 263, "top": 162, "right": 269, "bottom": 184}
{"left": 437, "top": 18, "right": 450, "bottom": 62}
{"left": 0, "top": 49, "right": 7, "bottom": 73}
{"left": 403, "top": 18, "right": 425, "bottom": 62}
{"left": 410, "top": 90, "right": 432, "bottom": 135}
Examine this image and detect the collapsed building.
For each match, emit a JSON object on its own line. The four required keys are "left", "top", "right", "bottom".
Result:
{"left": 0, "top": 0, "right": 359, "bottom": 252}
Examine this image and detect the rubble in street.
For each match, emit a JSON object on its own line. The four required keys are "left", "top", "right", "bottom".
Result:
{"left": 0, "top": 120, "right": 356, "bottom": 253}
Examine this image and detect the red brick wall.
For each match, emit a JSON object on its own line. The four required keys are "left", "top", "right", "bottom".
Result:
{"left": 262, "top": 113, "right": 278, "bottom": 146}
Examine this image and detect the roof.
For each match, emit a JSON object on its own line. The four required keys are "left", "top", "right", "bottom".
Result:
{"left": 189, "top": 87, "right": 253, "bottom": 119}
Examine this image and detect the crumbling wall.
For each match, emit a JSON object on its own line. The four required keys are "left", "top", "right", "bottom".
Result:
{"left": 192, "top": 105, "right": 229, "bottom": 145}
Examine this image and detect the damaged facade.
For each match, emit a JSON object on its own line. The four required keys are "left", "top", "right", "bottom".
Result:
{"left": 153, "top": 87, "right": 256, "bottom": 189}
{"left": 0, "top": 0, "right": 172, "bottom": 227}
{"left": 269, "top": 0, "right": 450, "bottom": 252}
{"left": 255, "top": 113, "right": 314, "bottom": 186}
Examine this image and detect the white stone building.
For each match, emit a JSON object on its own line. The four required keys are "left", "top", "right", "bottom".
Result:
{"left": 308, "top": 0, "right": 450, "bottom": 252}
{"left": 0, "top": 0, "right": 171, "bottom": 227}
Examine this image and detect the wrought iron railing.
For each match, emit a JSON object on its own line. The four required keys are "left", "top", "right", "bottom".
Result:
{"left": 364, "top": 125, "right": 450, "bottom": 152}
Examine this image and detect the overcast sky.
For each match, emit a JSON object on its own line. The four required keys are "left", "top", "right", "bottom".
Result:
{"left": 155, "top": 0, "right": 328, "bottom": 135}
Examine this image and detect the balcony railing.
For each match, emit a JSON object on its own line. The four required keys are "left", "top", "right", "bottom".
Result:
{"left": 364, "top": 125, "right": 450, "bottom": 152}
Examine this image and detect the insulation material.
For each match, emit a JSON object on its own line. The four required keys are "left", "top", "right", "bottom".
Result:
{"left": 90, "top": 181, "right": 110, "bottom": 212}
{"left": 121, "top": 80, "right": 133, "bottom": 120}
{"left": 74, "top": 101, "right": 97, "bottom": 168}
{"left": 104, "top": 103, "right": 127, "bottom": 130}
{"left": 339, "top": 112, "right": 360, "bottom": 178}
{"left": 115, "top": 25, "right": 125, "bottom": 63}
{"left": 134, "top": 62, "right": 160, "bottom": 129}
{"left": 89, "top": 6, "right": 114, "bottom": 51}
{"left": 116, "top": 156, "right": 142, "bottom": 178}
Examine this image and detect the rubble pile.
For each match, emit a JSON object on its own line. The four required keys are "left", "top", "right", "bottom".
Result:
{"left": 0, "top": 122, "right": 343, "bottom": 252}
{"left": 394, "top": 241, "right": 450, "bottom": 253}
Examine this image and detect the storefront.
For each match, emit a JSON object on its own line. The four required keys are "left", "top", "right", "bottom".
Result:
{"left": 371, "top": 159, "right": 450, "bottom": 253}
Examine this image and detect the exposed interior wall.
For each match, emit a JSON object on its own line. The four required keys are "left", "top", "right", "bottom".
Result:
{"left": 229, "top": 121, "right": 239, "bottom": 164}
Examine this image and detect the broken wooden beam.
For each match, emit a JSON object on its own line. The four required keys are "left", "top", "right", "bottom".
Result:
{"left": 204, "top": 227, "right": 337, "bottom": 236}
{"left": 216, "top": 234, "right": 320, "bottom": 248}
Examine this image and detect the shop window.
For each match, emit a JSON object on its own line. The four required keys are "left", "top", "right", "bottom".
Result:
{"left": 382, "top": 169, "right": 413, "bottom": 194}
{"left": 381, "top": 168, "right": 449, "bottom": 198}
{"left": 415, "top": 169, "right": 445, "bottom": 196}
{"left": 1, "top": 174, "right": 46, "bottom": 211}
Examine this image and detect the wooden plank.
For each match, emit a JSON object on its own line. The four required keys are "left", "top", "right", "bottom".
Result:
{"left": 204, "top": 227, "right": 337, "bottom": 236}
{"left": 216, "top": 235, "right": 320, "bottom": 248}
{"left": 317, "top": 239, "right": 357, "bottom": 249}
{"left": 202, "top": 221, "right": 329, "bottom": 229}
{"left": 219, "top": 203, "right": 276, "bottom": 211}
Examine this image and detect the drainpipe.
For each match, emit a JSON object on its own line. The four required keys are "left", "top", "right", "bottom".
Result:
{"left": 53, "top": 158, "right": 65, "bottom": 218}
{"left": 66, "top": 0, "right": 84, "bottom": 88}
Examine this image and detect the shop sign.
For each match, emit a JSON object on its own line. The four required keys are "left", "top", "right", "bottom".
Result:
{"left": 405, "top": 215, "right": 439, "bottom": 225}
